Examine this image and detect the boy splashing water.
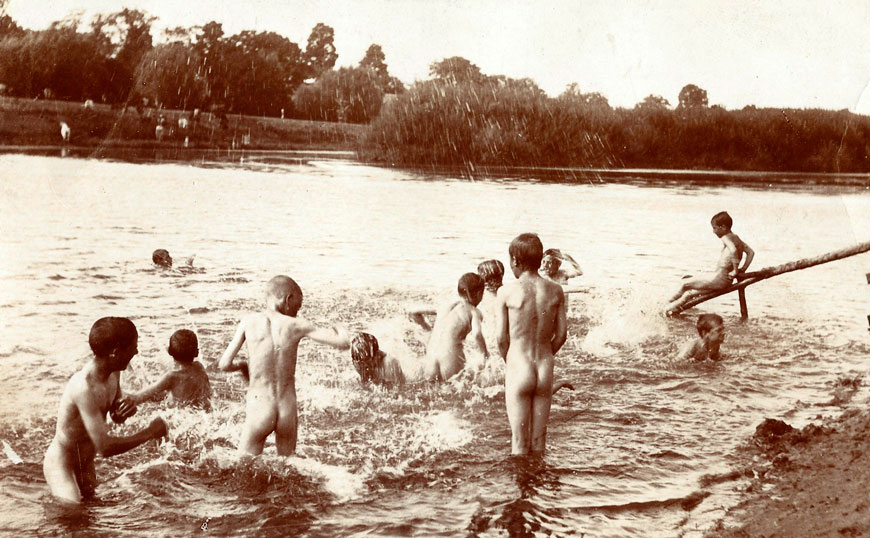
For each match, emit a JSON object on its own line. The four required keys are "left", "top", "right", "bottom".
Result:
{"left": 43, "top": 317, "right": 168, "bottom": 503}
{"left": 496, "top": 233, "right": 568, "bottom": 455}
{"left": 218, "top": 275, "right": 349, "bottom": 456}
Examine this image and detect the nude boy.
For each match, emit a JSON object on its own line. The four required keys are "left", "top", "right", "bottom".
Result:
{"left": 422, "top": 273, "right": 488, "bottom": 381}
{"left": 43, "top": 317, "right": 168, "bottom": 503}
{"left": 667, "top": 211, "right": 754, "bottom": 313}
{"left": 218, "top": 275, "right": 349, "bottom": 456}
{"left": 495, "top": 233, "right": 567, "bottom": 455}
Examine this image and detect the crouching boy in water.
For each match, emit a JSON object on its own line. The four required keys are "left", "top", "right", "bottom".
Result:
{"left": 677, "top": 313, "right": 725, "bottom": 361}
{"left": 422, "top": 273, "right": 489, "bottom": 381}
{"left": 351, "top": 331, "right": 574, "bottom": 394}
{"left": 43, "top": 317, "right": 168, "bottom": 503}
{"left": 218, "top": 275, "right": 349, "bottom": 456}
{"left": 125, "top": 329, "right": 211, "bottom": 411}
{"left": 496, "top": 233, "right": 567, "bottom": 455}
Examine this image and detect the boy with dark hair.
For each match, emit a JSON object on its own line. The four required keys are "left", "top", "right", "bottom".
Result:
{"left": 43, "top": 317, "right": 168, "bottom": 503}
{"left": 540, "top": 248, "right": 583, "bottom": 285}
{"left": 125, "top": 329, "right": 211, "bottom": 410}
{"left": 218, "top": 275, "right": 349, "bottom": 456}
{"left": 667, "top": 211, "right": 754, "bottom": 313}
{"left": 422, "top": 272, "right": 489, "bottom": 381}
{"left": 496, "top": 233, "right": 568, "bottom": 455}
{"left": 677, "top": 313, "right": 726, "bottom": 361}
{"left": 350, "top": 332, "right": 406, "bottom": 387}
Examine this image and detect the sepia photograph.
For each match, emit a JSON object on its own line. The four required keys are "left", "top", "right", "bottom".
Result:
{"left": 1, "top": 1, "right": 869, "bottom": 536}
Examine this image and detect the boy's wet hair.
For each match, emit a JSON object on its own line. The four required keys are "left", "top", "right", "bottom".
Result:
{"left": 168, "top": 329, "right": 198, "bottom": 362}
{"left": 350, "top": 332, "right": 380, "bottom": 382}
{"left": 477, "top": 260, "right": 504, "bottom": 292}
{"left": 711, "top": 211, "right": 733, "bottom": 230}
{"left": 509, "top": 233, "right": 544, "bottom": 271}
{"left": 696, "top": 313, "right": 724, "bottom": 335}
{"left": 152, "top": 249, "right": 172, "bottom": 268}
{"left": 89, "top": 317, "right": 138, "bottom": 357}
{"left": 458, "top": 272, "right": 485, "bottom": 301}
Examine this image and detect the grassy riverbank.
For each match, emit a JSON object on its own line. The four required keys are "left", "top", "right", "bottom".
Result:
{"left": 0, "top": 97, "right": 365, "bottom": 151}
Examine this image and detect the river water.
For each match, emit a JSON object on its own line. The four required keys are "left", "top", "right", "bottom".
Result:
{"left": 0, "top": 153, "right": 869, "bottom": 537}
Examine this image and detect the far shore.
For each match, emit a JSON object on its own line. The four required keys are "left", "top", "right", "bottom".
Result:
{"left": 2, "top": 96, "right": 869, "bottom": 187}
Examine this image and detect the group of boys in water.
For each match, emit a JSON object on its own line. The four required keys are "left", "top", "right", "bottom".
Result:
{"left": 43, "top": 213, "right": 753, "bottom": 504}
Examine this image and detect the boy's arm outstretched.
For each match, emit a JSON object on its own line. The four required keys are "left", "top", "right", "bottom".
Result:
{"left": 218, "top": 318, "right": 248, "bottom": 373}
{"left": 76, "top": 382, "right": 166, "bottom": 457}
{"left": 126, "top": 373, "right": 177, "bottom": 405}
{"left": 304, "top": 320, "right": 350, "bottom": 349}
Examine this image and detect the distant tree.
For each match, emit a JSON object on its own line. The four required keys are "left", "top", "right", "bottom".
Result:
{"left": 359, "top": 44, "right": 387, "bottom": 78}
{"left": 193, "top": 21, "right": 229, "bottom": 109}
{"left": 429, "top": 56, "right": 485, "bottom": 84}
{"left": 558, "top": 83, "right": 610, "bottom": 109}
{"left": 304, "top": 23, "right": 337, "bottom": 80}
{"left": 293, "top": 66, "right": 383, "bottom": 123}
{"left": 135, "top": 42, "right": 205, "bottom": 110}
{"left": 677, "top": 84, "right": 708, "bottom": 109}
{"left": 222, "top": 30, "right": 303, "bottom": 115}
{"left": 635, "top": 94, "right": 670, "bottom": 110}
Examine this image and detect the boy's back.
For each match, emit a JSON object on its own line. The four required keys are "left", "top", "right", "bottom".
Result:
{"left": 170, "top": 361, "right": 211, "bottom": 408}
{"left": 242, "top": 310, "right": 310, "bottom": 391}
{"left": 499, "top": 278, "right": 564, "bottom": 359}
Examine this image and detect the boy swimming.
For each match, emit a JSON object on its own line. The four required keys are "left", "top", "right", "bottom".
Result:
{"left": 667, "top": 211, "right": 754, "bottom": 313}
{"left": 677, "top": 313, "right": 725, "bottom": 361}
{"left": 125, "top": 329, "right": 211, "bottom": 410}
{"left": 422, "top": 273, "right": 489, "bottom": 381}
{"left": 495, "top": 233, "right": 568, "bottom": 455}
{"left": 43, "top": 317, "right": 168, "bottom": 503}
{"left": 218, "top": 275, "right": 349, "bottom": 456}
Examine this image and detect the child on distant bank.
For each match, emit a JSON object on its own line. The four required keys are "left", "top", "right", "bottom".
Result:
{"left": 125, "top": 329, "right": 211, "bottom": 410}
{"left": 667, "top": 211, "right": 754, "bottom": 314}
{"left": 677, "top": 313, "right": 725, "bottom": 361}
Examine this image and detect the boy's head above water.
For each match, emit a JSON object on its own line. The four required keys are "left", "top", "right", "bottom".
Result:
{"left": 477, "top": 259, "right": 504, "bottom": 292}
{"left": 168, "top": 329, "right": 199, "bottom": 363}
{"left": 509, "top": 233, "right": 544, "bottom": 275}
{"left": 89, "top": 317, "right": 138, "bottom": 368}
{"left": 696, "top": 313, "right": 725, "bottom": 340}
{"left": 458, "top": 272, "right": 485, "bottom": 306}
{"left": 350, "top": 332, "right": 382, "bottom": 382}
{"left": 152, "top": 249, "right": 172, "bottom": 268}
{"left": 266, "top": 275, "right": 303, "bottom": 316}
{"left": 710, "top": 211, "right": 733, "bottom": 237}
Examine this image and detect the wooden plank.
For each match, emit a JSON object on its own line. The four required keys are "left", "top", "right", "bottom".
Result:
{"left": 668, "top": 240, "right": 870, "bottom": 316}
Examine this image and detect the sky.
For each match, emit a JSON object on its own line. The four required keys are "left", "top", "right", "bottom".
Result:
{"left": 6, "top": 0, "right": 870, "bottom": 113}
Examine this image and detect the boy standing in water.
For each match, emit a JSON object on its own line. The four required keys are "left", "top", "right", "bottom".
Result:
{"left": 667, "top": 211, "right": 754, "bottom": 313}
{"left": 495, "top": 233, "right": 567, "bottom": 455}
{"left": 218, "top": 275, "right": 349, "bottom": 456}
{"left": 677, "top": 313, "right": 726, "bottom": 361}
{"left": 43, "top": 317, "right": 168, "bottom": 503}
{"left": 126, "top": 329, "right": 211, "bottom": 411}
{"left": 422, "top": 273, "right": 489, "bottom": 381}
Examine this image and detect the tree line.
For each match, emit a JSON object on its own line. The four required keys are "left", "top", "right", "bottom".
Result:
{"left": 359, "top": 57, "right": 870, "bottom": 173}
{"left": 0, "top": 10, "right": 401, "bottom": 121}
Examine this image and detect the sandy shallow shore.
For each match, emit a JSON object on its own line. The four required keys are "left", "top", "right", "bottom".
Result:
{"left": 707, "top": 396, "right": 870, "bottom": 537}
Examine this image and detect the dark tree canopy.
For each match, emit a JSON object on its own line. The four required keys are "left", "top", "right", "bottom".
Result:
{"left": 636, "top": 94, "right": 671, "bottom": 110}
{"left": 304, "top": 22, "right": 338, "bottom": 79}
{"left": 678, "top": 84, "right": 708, "bottom": 109}
{"left": 429, "top": 56, "right": 485, "bottom": 84}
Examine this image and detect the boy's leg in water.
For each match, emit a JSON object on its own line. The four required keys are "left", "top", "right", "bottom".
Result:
{"left": 239, "top": 391, "right": 278, "bottom": 455}
{"left": 529, "top": 359, "right": 554, "bottom": 453}
{"left": 505, "top": 361, "right": 537, "bottom": 455}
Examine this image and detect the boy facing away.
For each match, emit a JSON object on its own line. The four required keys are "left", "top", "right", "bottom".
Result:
{"left": 43, "top": 317, "right": 168, "bottom": 503}
{"left": 667, "top": 211, "right": 754, "bottom": 313}
{"left": 125, "top": 329, "right": 211, "bottom": 411}
{"left": 218, "top": 275, "right": 349, "bottom": 456}
{"left": 495, "top": 233, "right": 568, "bottom": 455}
{"left": 422, "top": 273, "right": 489, "bottom": 381}
{"left": 677, "top": 313, "right": 726, "bottom": 361}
